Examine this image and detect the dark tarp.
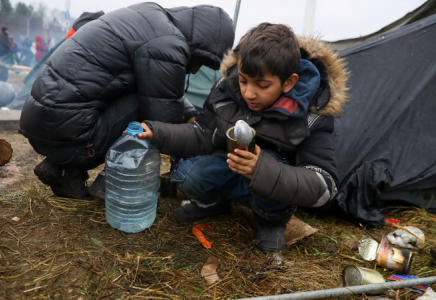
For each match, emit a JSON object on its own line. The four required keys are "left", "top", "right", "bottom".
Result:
{"left": 333, "top": 13, "right": 436, "bottom": 227}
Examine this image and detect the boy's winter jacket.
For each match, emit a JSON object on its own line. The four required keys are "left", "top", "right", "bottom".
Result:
{"left": 146, "top": 37, "right": 348, "bottom": 208}
{"left": 19, "top": 2, "right": 234, "bottom": 147}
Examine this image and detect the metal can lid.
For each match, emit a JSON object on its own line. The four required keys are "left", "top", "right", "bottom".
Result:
{"left": 342, "top": 265, "right": 363, "bottom": 286}
{"left": 359, "top": 238, "right": 379, "bottom": 261}
{"left": 342, "top": 265, "right": 385, "bottom": 287}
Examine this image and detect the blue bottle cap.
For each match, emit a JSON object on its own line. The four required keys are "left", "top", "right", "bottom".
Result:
{"left": 126, "top": 122, "right": 144, "bottom": 136}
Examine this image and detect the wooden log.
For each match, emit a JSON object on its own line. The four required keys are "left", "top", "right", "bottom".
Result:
{"left": 0, "top": 139, "right": 13, "bottom": 166}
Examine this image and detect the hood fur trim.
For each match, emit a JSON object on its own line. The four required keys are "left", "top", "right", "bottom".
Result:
{"left": 298, "top": 36, "right": 348, "bottom": 117}
{"left": 219, "top": 37, "right": 349, "bottom": 117}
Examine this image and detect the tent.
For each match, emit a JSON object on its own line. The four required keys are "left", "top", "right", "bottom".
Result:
{"left": 333, "top": 13, "right": 436, "bottom": 227}
{"left": 185, "top": 67, "right": 221, "bottom": 111}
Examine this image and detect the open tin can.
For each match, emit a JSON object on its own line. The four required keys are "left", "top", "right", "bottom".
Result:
{"left": 342, "top": 265, "right": 385, "bottom": 293}
{"left": 358, "top": 236, "right": 414, "bottom": 274}
{"left": 376, "top": 236, "right": 414, "bottom": 274}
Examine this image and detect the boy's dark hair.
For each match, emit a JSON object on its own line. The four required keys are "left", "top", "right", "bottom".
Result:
{"left": 233, "top": 23, "right": 300, "bottom": 84}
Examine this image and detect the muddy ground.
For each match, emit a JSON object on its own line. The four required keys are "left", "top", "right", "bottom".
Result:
{"left": 0, "top": 132, "right": 40, "bottom": 192}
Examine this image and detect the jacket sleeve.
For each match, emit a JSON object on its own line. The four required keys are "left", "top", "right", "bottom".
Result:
{"left": 145, "top": 121, "right": 215, "bottom": 157}
{"left": 182, "top": 97, "right": 199, "bottom": 122}
{"left": 146, "top": 80, "right": 227, "bottom": 157}
{"left": 246, "top": 115, "right": 338, "bottom": 208}
{"left": 133, "top": 35, "right": 190, "bottom": 124}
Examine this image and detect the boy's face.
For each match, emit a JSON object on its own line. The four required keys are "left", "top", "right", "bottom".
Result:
{"left": 237, "top": 61, "right": 298, "bottom": 111}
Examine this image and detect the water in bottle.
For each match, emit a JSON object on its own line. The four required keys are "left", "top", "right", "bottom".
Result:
{"left": 105, "top": 122, "right": 161, "bottom": 233}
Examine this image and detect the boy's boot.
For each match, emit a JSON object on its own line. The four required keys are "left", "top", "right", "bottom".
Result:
{"left": 34, "top": 158, "right": 91, "bottom": 199}
{"left": 88, "top": 170, "right": 105, "bottom": 200}
{"left": 174, "top": 198, "right": 231, "bottom": 223}
{"left": 251, "top": 202, "right": 297, "bottom": 253}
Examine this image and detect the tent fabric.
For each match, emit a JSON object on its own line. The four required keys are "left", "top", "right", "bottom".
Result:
{"left": 184, "top": 66, "right": 221, "bottom": 111}
{"left": 333, "top": 13, "right": 436, "bottom": 227}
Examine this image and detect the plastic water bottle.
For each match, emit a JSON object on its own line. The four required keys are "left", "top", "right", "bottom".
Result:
{"left": 105, "top": 122, "right": 161, "bottom": 233}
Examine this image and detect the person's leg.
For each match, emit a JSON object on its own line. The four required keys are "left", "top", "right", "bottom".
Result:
{"left": 171, "top": 155, "right": 245, "bottom": 223}
{"left": 86, "top": 93, "right": 140, "bottom": 199}
{"left": 33, "top": 93, "right": 139, "bottom": 199}
{"left": 171, "top": 150, "right": 296, "bottom": 253}
{"left": 248, "top": 149, "right": 297, "bottom": 253}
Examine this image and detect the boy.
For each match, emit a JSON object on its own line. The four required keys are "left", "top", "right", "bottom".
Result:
{"left": 138, "top": 23, "right": 348, "bottom": 253}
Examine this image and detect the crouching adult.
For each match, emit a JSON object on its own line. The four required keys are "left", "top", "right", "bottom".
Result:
{"left": 18, "top": 2, "right": 235, "bottom": 199}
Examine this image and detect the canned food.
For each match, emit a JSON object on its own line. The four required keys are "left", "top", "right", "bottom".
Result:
{"left": 376, "top": 236, "right": 414, "bottom": 274}
{"left": 359, "top": 238, "right": 379, "bottom": 261}
{"left": 342, "top": 265, "right": 385, "bottom": 291}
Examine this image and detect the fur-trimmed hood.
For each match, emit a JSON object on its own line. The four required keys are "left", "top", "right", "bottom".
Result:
{"left": 219, "top": 36, "right": 348, "bottom": 117}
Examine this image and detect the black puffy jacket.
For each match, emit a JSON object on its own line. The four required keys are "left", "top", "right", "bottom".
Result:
{"left": 19, "top": 2, "right": 234, "bottom": 147}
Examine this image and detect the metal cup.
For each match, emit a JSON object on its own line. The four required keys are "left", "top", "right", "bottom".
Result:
{"left": 226, "top": 126, "right": 256, "bottom": 154}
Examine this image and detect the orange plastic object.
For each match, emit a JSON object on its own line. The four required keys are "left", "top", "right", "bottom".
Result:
{"left": 192, "top": 224, "right": 212, "bottom": 248}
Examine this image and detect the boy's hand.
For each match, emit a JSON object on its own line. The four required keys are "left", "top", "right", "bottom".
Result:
{"left": 227, "top": 145, "right": 261, "bottom": 180}
{"left": 122, "top": 122, "right": 154, "bottom": 140}
{"left": 138, "top": 123, "right": 154, "bottom": 140}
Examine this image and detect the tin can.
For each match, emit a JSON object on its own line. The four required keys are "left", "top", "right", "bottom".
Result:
{"left": 375, "top": 236, "right": 414, "bottom": 274}
{"left": 226, "top": 126, "right": 256, "bottom": 154}
{"left": 342, "top": 265, "right": 385, "bottom": 290}
{"left": 359, "top": 238, "right": 379, "bottom": 261}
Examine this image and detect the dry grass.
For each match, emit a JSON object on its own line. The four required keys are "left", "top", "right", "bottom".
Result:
{"left": 1, "top": 156, "right": 436, "bottom": 299}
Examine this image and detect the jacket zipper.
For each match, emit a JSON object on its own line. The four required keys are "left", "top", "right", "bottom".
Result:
{"left": 245, "top": 112, "right": 252, "bottom": 122}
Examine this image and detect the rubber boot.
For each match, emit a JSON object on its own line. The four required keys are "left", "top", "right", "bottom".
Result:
{"left": 251, "top": 202, "right": 297, "bottom": 253}
{"left": 88, "top": 170, "right": 105, "bottom": 200}
{"left": 34, "top": 158, "right": 91, "bottom": 200}
{"left": 174, "top": 198, "right": 231, "bottom": 223}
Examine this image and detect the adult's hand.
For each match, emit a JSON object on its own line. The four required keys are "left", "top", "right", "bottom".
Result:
{"left": 227, "top": 145, "right": 261, "bottom": 180}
